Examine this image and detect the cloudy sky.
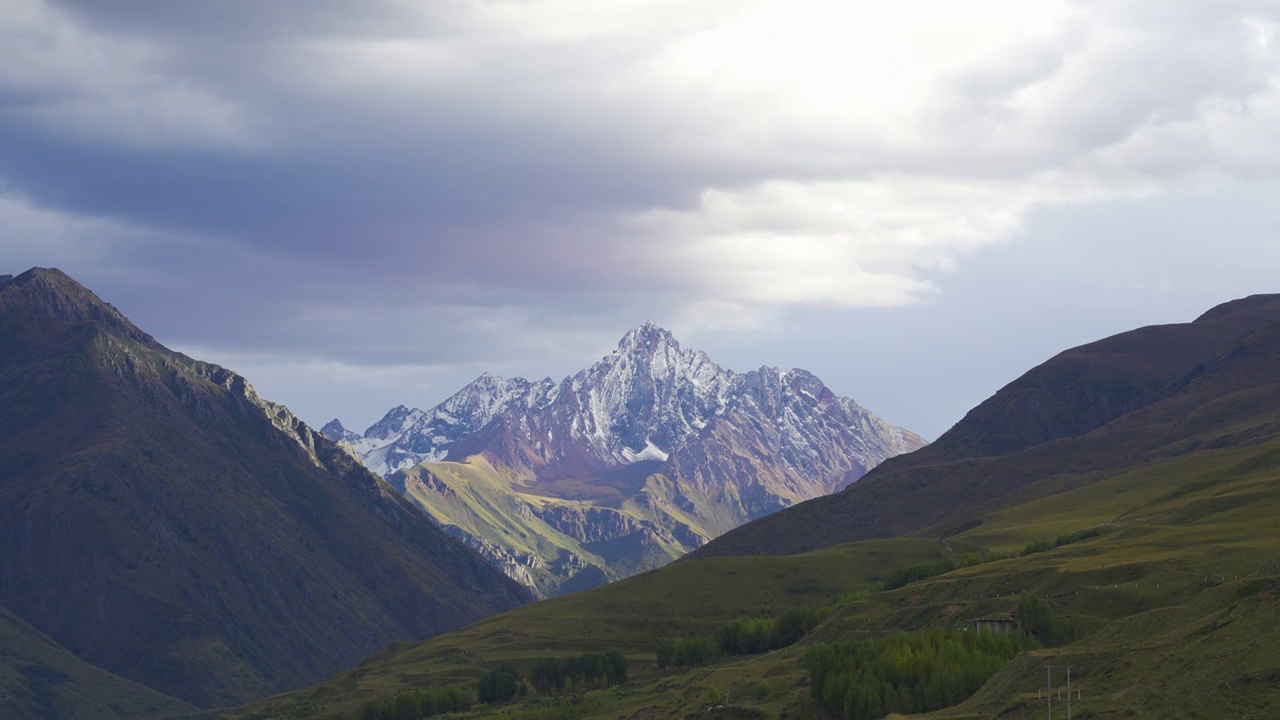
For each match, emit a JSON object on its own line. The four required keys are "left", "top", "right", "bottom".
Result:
{"left": 3, "top": 0, "right": 1279, "bottom": 440}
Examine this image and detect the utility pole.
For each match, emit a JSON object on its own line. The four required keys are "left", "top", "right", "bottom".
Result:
{"left": 1039, "top": 665, "right": 1081, "bottom": 720}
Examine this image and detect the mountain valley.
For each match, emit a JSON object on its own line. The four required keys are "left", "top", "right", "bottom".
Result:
{"left": 230, "top": 293, "right": 1280, "bottom": 720}
{"left": 7, "top": 267, "right": 1280, "bottom": 720}
{"left": 325, "top": 323, "right": 926, "bottom": 596}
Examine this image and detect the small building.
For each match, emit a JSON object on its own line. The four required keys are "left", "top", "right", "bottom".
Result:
{"left": 964, "top": 608, "right": 1019, "bottom": 634}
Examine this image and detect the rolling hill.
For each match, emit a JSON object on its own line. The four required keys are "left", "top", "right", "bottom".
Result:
{"left": 0, "top": 602, "right": 193, "bottom": 720}
{"left": 693, "top": 293, "right": 1280, "bottom": 558}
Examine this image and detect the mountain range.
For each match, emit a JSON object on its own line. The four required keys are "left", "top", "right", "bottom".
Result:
{"left": 0, "top": 268, "right": 530, "bottom": 712}
{"left": 325, "top": 322, "right": 925, "bottom": 596}
{"left": 236, "top": 291, "right": 1280, "bottom": 720}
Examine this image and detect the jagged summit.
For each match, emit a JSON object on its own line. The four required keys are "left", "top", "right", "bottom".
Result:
{"left": 616, "top": 321, "right": 679, "bottom": 353}
{"left": 350, "top": 325, "right": 737, "bottom": 476}
{"left": 346, "top": 324, "right": 922, "bottom": 479}
{"left": 320, "top": 418, "right": 362, "bottom": 445}
{"left": 339, "top": 323, "right": 924, "bottom": 595}
{"left": 0, "top": 267, "right": 155, "bottom": 346}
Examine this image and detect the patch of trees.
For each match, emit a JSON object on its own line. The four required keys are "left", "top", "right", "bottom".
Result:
{"left": 806, "top": 628, "right": 1040, "bottom": 720}
{"left": 715, "top": 607, "right": 827, "bottom": 655}
{"left": 528, "top": 650, "right": 629, "bottom": 695}
{"left": 358, "top": 685, "right": 469, "bottom": 720}
{"left": 1015, "top": 594, "right": 1066, "bottom": 646}
{"left": 883, "top": 560, "right": 957, "bottom": 590}
{"left": 957, "top": 551, "right": 1012, "bottom": 567}
{"left": 655, "top": 636, "right": 718, "bottom": 668}
{"left": 657, "top": 607, "right": 826, "bottom": 669}
{"left": 1024, "top": 527, "right": 1102, "bottom": 556}
{"left": 478, "top": 662, "right": 521, "bottom": 704}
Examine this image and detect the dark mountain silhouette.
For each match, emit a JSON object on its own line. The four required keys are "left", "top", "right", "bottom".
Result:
{"left": 0, "top": 268, "right": 531, "bottom": 708}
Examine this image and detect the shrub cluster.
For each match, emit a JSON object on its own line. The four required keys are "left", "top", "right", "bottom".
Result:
{"left": 491, "top": 696, "right": 609, "bottom": 720}
{"left": 358, "top": 685, "right": 469, "bottom": 720}
{"left": 1022, "top": 538, "right": 1054, "bottom": 555}
{"left": 714, "top": 607, "right": 827, "bottom": 655}
{"left": 529, "top": 650, "right": 628, "bottom": 694}
{"left": 1025, "top": 527, "right": 1103, "bottom": 556}
{"left": 883, "top": 560, "right": 957, "bottom": 590}
{"left": 807, "top": 629, "right": 1039, "bottom": 719}
{"left": 1055, "top": 528, "right": 1101, "bottom": 547}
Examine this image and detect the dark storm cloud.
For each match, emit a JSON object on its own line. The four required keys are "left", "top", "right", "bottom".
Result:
{"left": 0, "top": 0, "right": 708, "bottom": 315}
{"left": 2, "top": 0, "right": 1279, "bottom": 435}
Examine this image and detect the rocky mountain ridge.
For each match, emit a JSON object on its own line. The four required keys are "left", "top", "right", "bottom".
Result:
{"left": 333, "top": 323, "right": 920, "bottom": 482}
{"left": 327, "top": 323, "right": 925, "bottom": 596}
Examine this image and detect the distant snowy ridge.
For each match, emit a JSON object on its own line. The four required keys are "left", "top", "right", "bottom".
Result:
{"left": 323, "top": 323, "right": 927, "bottom": 596}
{"left": 325, "top": 322, "right": 922, "bottom": 482}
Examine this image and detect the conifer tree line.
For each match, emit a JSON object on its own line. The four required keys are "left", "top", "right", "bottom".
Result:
{"left": 358, "top": 649, "right": 628, "bottom": 717}
{"left": 806, "top": 628, "right": 1039, "bottom": 719}
{"left": 477, "top": 663, "right": 522, "bottom": 704}
{"left": 714, "top": 607, "right": 827, "bottom": 655}
{"left": 528, "top": 649, "right": 629, "bottom": 694}
{"left": 358, "top": 685, "right": 469, "bottom": 720}
{"left": 657, "top": 607, "right": 826, "bottom": 668}
{"left": 655, "top": 635, "right": 718, "bottom": 668}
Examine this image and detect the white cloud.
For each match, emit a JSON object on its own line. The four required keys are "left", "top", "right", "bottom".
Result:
{"left": 256, "top": 1, "right": 1280, "bottom": 314}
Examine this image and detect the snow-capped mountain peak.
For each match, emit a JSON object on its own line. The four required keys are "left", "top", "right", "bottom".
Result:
{"left": 328, "top": 324, "right": 925, "bottom": 596}
{"left": 334, "top": 324, "right": 922, "bottom": 481}
{"left": 319, "top": 418, "right": 361, "bottom": 445}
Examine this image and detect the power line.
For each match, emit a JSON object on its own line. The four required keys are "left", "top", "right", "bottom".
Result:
{"left": 1039, "top": 665, "right": 1081, "bottom": 720}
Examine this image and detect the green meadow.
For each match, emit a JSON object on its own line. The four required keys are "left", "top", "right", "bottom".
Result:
{"left": 227, "top": 429, "right": 1280, "bottom": 720}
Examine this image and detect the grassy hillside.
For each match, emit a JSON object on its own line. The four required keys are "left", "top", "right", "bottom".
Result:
{"left": 0, "top": 603, "right": 194, "bottom": 720}
{"left": 694, "top": 296, "right": 1280, "bottom": 559}
{"left": 220, "top": 537, "right": 951, "bottom": 719}
{"left": 225, "top": 429, "right": 1280, "bottom": 719}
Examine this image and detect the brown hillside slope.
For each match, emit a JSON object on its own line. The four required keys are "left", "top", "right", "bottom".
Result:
{"left": 0, "top": 268, "right": 531, "bottom": 707}
{"left": 693, "top": 294, "right": 1280, "bottom": 558}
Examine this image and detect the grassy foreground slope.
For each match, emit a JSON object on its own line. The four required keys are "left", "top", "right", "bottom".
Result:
{"left": 229, "top": 431, "right": 1280, "bottom": 720}
{"left": 0, "top": 603, "right": 194, "bottom": 720}
{"left": 220, "top": 537, "right": 951, "bottom": 718}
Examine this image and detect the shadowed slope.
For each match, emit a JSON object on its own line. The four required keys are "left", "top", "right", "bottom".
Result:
{"left": 0, "top": 602, "right": 194, "bottom": 720}
{"left": 0, "top": 268, "right": 531, "bottom": 707}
